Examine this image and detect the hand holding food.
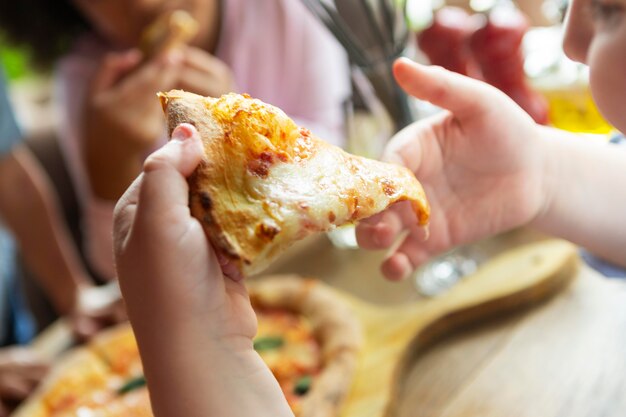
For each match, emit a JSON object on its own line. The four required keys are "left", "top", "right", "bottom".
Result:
{"left": 83, "top": 9, "right": 233, "bottom": 200}
{"left": 112, "top": 124, "right": 293, "bottom": 417}
{"left": 356, "top": 58, "right": 548, "bottom": 280}
{"left": 160, "top": 91, "right": 430, "bottom": 275}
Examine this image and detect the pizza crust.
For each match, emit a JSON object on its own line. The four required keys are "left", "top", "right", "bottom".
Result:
{"left": 88, "top": 323, "right": 142, "bottom": 377}
{"left": 17, "top": 277, "right": 359, "bottom": 417}
{"left": 17, "top": 348, "right": 112, "bottom": 415}
{"left": 249, "top": 275, "right": 362, "bottom": 417}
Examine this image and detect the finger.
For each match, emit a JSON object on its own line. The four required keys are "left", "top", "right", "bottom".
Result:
{"left": 114, "top": 124, "right": 203, "bottom": 250}
{"left": 393, "top": 57, "right": 500, "bottom": 121}
{"left": 0, "top": 348, "right": 46, "bottom": 370}
{"left": 9, "top": 359, "right": 49, "bottom": 382}
{"left": 178, "top": 48, "right": 234, "bottom": 97}
{"left": 113, "top": 300, "right": 129, "bottom": 323}
{"left": 177, "top": 66, "right": 231, "bottom": 98}
{"left": 136, "top": 124, "right": 204, "bottom": 221}
{"left": 20, "top": 363, "right": 49, "bottom": 382}
{"left": 0, "top": 376, "right": 33, "bottom": 401}
{"left": 217, "top": 252, "right": 243, "bottom": 282}
{"left": 383, "top": 232, "right": 433, "bottom": 280}
{"left": 117, "top": 49, "right": 183, "bottom": 98}
{"left": 72, "top": 316, "right": 101, "bottom": 342}
{"left": 356, "top": 208, "right": 404, "bottom": 250}
{"left": 380, "top": 117, "right": 442, "bottom": 174}
{"left": 381, "top": 252, "right": 414, "bottom": 281}
{"left": 91, "top": 50, "right": 142, "bottom": 93}
{"left": 183, "top": 47, "right": 230, "bottom": 76}
{"left": 113, "top": 174, "right": 142, "bottom": 252}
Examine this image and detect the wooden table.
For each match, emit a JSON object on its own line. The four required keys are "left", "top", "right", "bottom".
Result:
{"left": 266, "top": 228, "right": 626, "bottom": 417}
{"left": 32, "top": 228, "right": 626, "bottom": 416}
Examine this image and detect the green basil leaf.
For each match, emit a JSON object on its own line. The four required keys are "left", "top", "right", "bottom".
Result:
{"left": 253, "top": 336, "right": 284, "bottom": 351}
{"left": 117, "top": 375, "right": 147, "bottom": 395}
{"left": 293, "top": 375, "right": 312, "bottom": 396}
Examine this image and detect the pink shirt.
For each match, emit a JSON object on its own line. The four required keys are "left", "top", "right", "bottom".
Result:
{"left": 56, "top": 0, "right": 350, "bottom": 280}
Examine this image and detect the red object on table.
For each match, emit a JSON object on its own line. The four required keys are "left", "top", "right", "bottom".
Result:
{"left": 417, "top": 7, "right": 481, "bottom": 78}
{"left": 469, "top": 7, "right": 549, "bottom": 124}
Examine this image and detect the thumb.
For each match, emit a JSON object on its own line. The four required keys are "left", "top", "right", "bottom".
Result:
{"left": 91, "top": 49, "right": 142, "bottom": 93}
{"left": 113, "top": 124, "right": 203, "bottom": 250}
{"left": 136, "top": 124, "right": 204, "bottom": 222}
{"left": 393, "top": 57, "right": 501, "bottom": 121}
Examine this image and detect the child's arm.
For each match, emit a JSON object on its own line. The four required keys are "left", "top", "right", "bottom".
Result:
{"left": 113, "top": 124, "right": 293, "bottom": 417}
{"left": 356, "top": 58, "right": 626, "bottom": 279}
{"left": 0, "top": 144, "right": 91, "bottom": 314}
{"left": 531, "top": 126, "right": 626, "bottom": 267}
{"left": 0, "top": 144, "right": 125, "bottom": 339}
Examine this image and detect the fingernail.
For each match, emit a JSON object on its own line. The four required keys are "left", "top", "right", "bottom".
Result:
{"left": 171, "top": 124, "right": 193, "bottom": 142}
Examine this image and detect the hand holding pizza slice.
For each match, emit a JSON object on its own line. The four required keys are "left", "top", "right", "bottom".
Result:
{"left": 159, "top": 91, "right": 430, "bottom": 275}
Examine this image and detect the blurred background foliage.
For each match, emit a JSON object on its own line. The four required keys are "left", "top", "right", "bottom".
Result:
{"left": 0, "top": 36, "right": 36, "bottom": 80}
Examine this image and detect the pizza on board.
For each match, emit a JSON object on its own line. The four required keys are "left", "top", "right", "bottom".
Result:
{"left": 15, "top": 276, "right": 362, "bottom": 417}
{"left": 159, "top": 91, "right": 430, "bottom": 276}
{"left": 249, "top": 275, "right": 361, "bottom": 417}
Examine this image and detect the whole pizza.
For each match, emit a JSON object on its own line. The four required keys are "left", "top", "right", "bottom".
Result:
{"left": 15, "top": 276, "right": 362, "bottom": 417}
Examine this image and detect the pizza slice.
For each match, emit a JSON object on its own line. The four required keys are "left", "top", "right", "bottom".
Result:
{"left": 18, "top": 348, "right": 114, "bottom": 416}
{"left": 140, "top": 9, "right": 199, "bottom": 58}
{"left": 15, "top": 277, "right": 359, "bottom": 417}
{"left": 159, "top": 91, "right": 430, "bottom": 275}
{"left": 88, "top": 324, "right": 143, "bottom": 378}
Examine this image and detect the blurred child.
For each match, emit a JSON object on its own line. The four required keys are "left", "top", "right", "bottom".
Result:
{"left": 0, "top": 68, "right": 59, "bottom": 414}
{"left": 0, "top": 0, "right": 350, "bottom": 281}
{"left": 112, "top": 0, "right": 623, "bottom": 414}
{"left": 0, "top": 69, "right": 123, "bottom": 340}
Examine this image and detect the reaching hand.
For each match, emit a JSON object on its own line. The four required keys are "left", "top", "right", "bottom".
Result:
{"left": 70, "top": 284, "right": 128, "bottom": 342}
{"left": 0, "top": 347, "right": 49, "bottom": 417}
{"left": 356, "top": 58, "right": 549, "bottom": 280}
{"left": 176, "top": 46, "right": 235, "bottom": 98}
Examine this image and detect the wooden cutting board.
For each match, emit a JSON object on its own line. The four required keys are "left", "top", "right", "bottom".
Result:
{"left": 329, "top": 239, "right": 579, "bottom": 417}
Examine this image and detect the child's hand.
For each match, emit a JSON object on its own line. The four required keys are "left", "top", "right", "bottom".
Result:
{"left": 70, "top": 285, "right": 127, "bottom": 342}
{"left": 83, "top": 48, "right": 234, "bottom": 200}
{"left": 83, "top": 49, "right": 184, "bottom": 199}
{"left": 356, "top": 58, "right": 549, "bottom": 280}
{"left": 114, "top": 125, "right": 291, "bottom": 417}
{"left": 0, "top": 347, "right": 49, "bottom": 417}
{"left": 113, "top": 124, "right": 253, "bottom": 349}
{"left": 85, "top": 50, "right": 181, "bottom": 153}
{"left": 177, "top": 46, "right": 235, "bottom": 98}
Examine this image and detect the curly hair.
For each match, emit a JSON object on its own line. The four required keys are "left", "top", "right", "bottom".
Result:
{"left": 0, "top": 0, "right": 89, "bottom": 69}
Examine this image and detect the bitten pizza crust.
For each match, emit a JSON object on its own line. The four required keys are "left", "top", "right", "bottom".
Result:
{"left": 159, "top": 91, "right": 430, "bottom": 275}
